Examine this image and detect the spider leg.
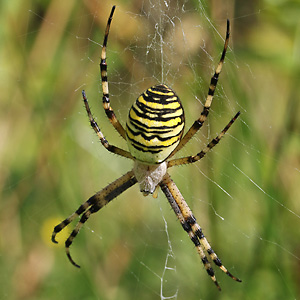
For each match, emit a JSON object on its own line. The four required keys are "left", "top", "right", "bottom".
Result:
{"left": 189, "top": 219, "right": 241, "bottom": 282}
{"left": 167, "top": 111, "right": 240, "bottom": 167}
{"left": 160, "top": 177, "right": 221, "bottom": 290}
{"left": 82, "top": 90, "right": 133, "bottom": 159}
{"left": 160, "top": 173, "right": 241, "bottom": 290}
{"left": 51, "top": 195, "right": 97, "bottom": 244}
{"left": 100, "top": 6, "right": 127, "bottom": 140}
{"left": 169, "top": 20, "right": 230, "bottom": 158}
{"left": 52, "top": 170, "right": 137, "bottom": 267}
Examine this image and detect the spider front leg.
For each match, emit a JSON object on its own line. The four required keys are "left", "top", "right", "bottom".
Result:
{"left": 170, "top": 19, "right": 231, "bottom": 158}
{"left": 52, "top": 170, "right": 137, "bottom": 267}
{"left": 160, "top": 173, "right": 241, "bottom": 290}
{"left": 168, "top": 111, "right": 240, "bottom": 167}
{"left": 82, "top": 90, "right": 133, "bottom": 160}
{"left": 100, "top": 5, "right": 126, "bottom": 140}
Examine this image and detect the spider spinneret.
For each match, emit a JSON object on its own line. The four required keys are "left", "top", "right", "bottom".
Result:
{"left": 52, "top": 5, "right": 241, "bottom": 291}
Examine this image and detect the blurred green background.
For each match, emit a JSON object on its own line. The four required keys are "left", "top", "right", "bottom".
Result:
{"left": 1, "top": 0, "right": 300, "bottom": 299}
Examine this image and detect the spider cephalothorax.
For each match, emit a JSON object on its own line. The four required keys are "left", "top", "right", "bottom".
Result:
{"left": 52, "top": 6, "right": 241, "bottom": 290}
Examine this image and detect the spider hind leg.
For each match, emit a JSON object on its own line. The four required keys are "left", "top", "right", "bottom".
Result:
{"left": 190, "top": 218, "right": 242, "bottom": 282}
{"left": 160, "top": 173, "right": 241, "bottom": 290}
{"left": 51, "top": 199, "right": 94, "bottom": 244}
{"left": 65, "top": 207, "right": 98, "bottom": 268}
{"left": 52, "top": 171, "right": 137, "bottom": 267}
{"left": 160, "top": 178, "right": 222, "bottom": 290}
{"left": 185, "top": 218, "right": 222, "bottom": 290}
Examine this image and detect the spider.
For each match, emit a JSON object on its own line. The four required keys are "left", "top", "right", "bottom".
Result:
{"left": 52, "top": 5, "right": 242, "bottom": 290}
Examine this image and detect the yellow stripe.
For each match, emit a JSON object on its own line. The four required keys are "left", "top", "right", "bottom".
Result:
{"left": 127, "top": 120, "right": 184, "bottom": 140}
{"left": 148, "top": 87, "right": 174, "bottom": 96}
{"left": 137, "top": 95, "right": 180, "bottom": 110}
{"left": 129, "top": 108, "right": 183, "bottom": 128}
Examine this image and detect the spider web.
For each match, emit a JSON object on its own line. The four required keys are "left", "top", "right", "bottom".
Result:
{"left": 72, "top": 1, "right": 300, "bottom": 298}
{"left": 3, "top": 0, "right": 300, "bottom": 299}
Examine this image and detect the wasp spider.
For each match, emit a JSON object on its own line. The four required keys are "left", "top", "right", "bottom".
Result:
{"left": 52, "top": 6, "right": 241, "bottom": 290}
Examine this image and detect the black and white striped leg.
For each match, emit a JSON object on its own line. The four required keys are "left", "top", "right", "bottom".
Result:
{"left": 100, "top": 5, "right": 126, "bottom": 140}
{"left": 82, "top": 90, "right": 133, "bottom": 160}
{"left": 168, "top": 111, "right": 240, "bottom": 167}
{"left": 160, "top": 173, "right": 241, "bottom": 290}
{"left": 170, "top": 19, "right": 231, "bottom": 158}
{"left": 187, "top": 216, "right": 241, "bottom": 283}
{"left": 52, "top": 170, "right": 137, "bottom": 267}
{"left": 160, "top": 179, "right": 221, "bottom": 290}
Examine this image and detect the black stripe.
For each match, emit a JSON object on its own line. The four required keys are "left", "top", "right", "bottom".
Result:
{"left": 208, "top": 88, "right": 215, "bottom": 96}
{"left": 201, "top": 256, "right": 209, "bottom": 265}
{"left": 206, "top": 267, "right": 215, "bottom": 277}
{"left": 128, "top": 113, "right": 183, "bottom": 131}
{"left": 100, "top": 59, "right": 107, "bottom": 69}
{"left": 65, "top": 238, "right": 73, "bottom": 248}
{"left": 53, "top": 220, "right": 69, "bottom": 234}
{"left": 186, "top": 215, "right": 197, "bottom": 225}
{"left": 213, "top": 257, "right": 223, "bottom": 267}
{"left": 129, "top": 143, "right": 162, "bottom": 153}
{"left": 182, "top": 221, "right": 191, "bottom": 232}
{"left": 128, "top": 119, "right": 174, "bottom": 134}
{"left": 136, "top": 99, "right": 182, "bottom": 115}
{"left": 79, "top": 213, "right": 89, "bottom": 223}
{"left": 131, "top": 104, "right": 183, "bottom": 123}
{"left": 103, "top": 95, "right": 110, "bottom": 103}
{"left": 75, "top": 204, "right": 89, "bottom": 216}
{"left": 201, "top": 107, "right": 210, "bottom": 117}
{"left": 196, "top": 228, "right": 205, "bottom": 239}
{"left": 191, "top": 235, "right": 201, "bottom": 247}
{"left": 142, "top": 93, "right": 178, "bottom": 105}
{"left": 127, "top": 135, "right": 180, "bottom": 152}
{"left": 210, "top": 74, "right": 218, "bottom": 86}
{"left": 105, "top": 110, "right": 114, "bottom": 119}
{"left": 149, "top": 84, "right": 171, "bottom": 92}
{"left": 126, "top": 123, "right": 182, "bottom": 142}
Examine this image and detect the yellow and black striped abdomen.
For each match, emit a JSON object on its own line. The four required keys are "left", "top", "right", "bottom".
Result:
{"left": 126, "top": 84, "right": 185, "bottom": 164}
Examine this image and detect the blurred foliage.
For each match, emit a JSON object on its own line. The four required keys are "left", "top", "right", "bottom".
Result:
{"left": 1, "top": 0, "right": 300, "bottom": 299}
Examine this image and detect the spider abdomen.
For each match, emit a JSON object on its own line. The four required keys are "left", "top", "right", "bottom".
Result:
{"left": 126, "top": 84, "right": 185, "bottom": 163}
